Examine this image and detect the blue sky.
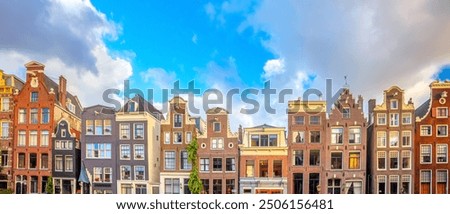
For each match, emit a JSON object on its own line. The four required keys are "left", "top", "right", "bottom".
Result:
{"left": 1, "top": 0, "right": 450, "bottom": 129}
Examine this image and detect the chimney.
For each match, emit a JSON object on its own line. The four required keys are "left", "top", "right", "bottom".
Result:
{"left": 59, "top": 75, "right": 67, "bottom": 107}
{"left": 238, "top": 125, "right": 243, "bottom": 144}
{"left": 368, "top": 99, "right": 376, "bottom": 124}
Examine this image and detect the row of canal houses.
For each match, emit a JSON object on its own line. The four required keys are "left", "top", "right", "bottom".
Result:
{"left": 0, "top": 61, "right": 449, "bottom": 194}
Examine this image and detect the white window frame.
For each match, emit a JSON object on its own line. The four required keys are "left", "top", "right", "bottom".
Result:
{"left": 402, "top": 113, "right": 412, "bottom": 125}
{"left": 211, "top": 138, "right": 224, "bottom": 150}
{"left": 120, "top": 144, "right": 131, "bottom": 160}
{"left": 134, "top": 165, "right": 145, "bottom": 181}
{"left": 377, "top": 113, "right": 386, "bottom": 125}
{"left": 436, "top": 125, "right": 448, "bottom": 137}
{"left": 164, "top": 132, "right": 170, "bottom": 144}
{"left": 401, "top": 150, "right": 411, "bottom": 170}
{"left": 120, "top": 165, "right": 131, "bottom": 180}
{"left": 134, "top": 144, "right": 145, "bottom": 160}
{"left": 377, "top": 175, "right": 386, "bottom": 194}
{"left": 134, "top": 123, "right": 145, "bottom": 140}
{"left": 213, "top": 122, "right": 221, "bottom": 132}
{"left": 164, "top": 151, "right": 176, "bottom": 170}
{"left": 420, "top": 125, "right": 432, "bottom": 136}
{"left": 437, "top": 107, "right": 448, "bottom": 118}
{"left": 420, "top": 144, "right": 432, "bottom": 164}
{"left": 390, "top": 99, "right": 398, "bottom": 109}
{"left": 120, "top": 123, "right": 131, "bottom": 140}
{"left": 389, "top": 131, "right": 399, "bottom": 148}
{"left": 390, "top": 113, "right": 399, "bottom": 127}
{"left": 377, "top": 151, "right": 386, "bottom": 170}
{"left": 389, "top": 151, "right": 399, "bottom": 170}
{"left": 436, "top": 144, "right": 448, "bottom": 164}
{"left": 401, "top": 131, "right": 411, "bottom": 147}
{"left": 173, "top": 132, "right": 183, "bottom": 144}
{"left": 377, "top": 131, "right": 386, "bottom": 148}
{"left": 186, "top": 132, "right": 192, "bottom": 144}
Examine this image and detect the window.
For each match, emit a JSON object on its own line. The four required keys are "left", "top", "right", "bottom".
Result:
{"left": 29, "top": 153, "right": 37, "bottom": 169}
{"left": 309, "top": 150, "right": 320, "bottom": 166}
{"left": 251, "top": 135, "right": 259, "bottom": 146}
{"left": 389, "top": 175, "right": 399, "bottom": 194}
{"left": 389, "top": 131, "right": 399, "bottom": 147}
{"left": 1, "top": 151, "right": 8, "bottom": 167}
{"left": 93, "top": 167, "right": 102, "bottom": 182}
{"left": 328, "top": 179, "right": 341, "bottom": 194}
{"left": 39, "top": 130, "right": 49, "bottom": 147}
{"left": 377, "top": 151, "right": 386, "bottom": 170}
{"left": 293, "top": 173, "right": 303, "bottom": 194}
{"left": 31, "top": 92, "right": 38, "bottom": 102}
{"left": 390, "top": 113, "right": 399, "bottom": 126}
{"left": 30, "top": 108, "right": 38, "bottom": 124}
{"left": 401, "top": 175, "right": 411, "bottom": 194}
{"left": 437, "top": 107, "right": 448, "bottom": 118}
{"left": 101, "top": 120, "right": 111, "bottom": 135}
{"left": 390, "top": 99, "right": 398, "bottom": 109}
{"left": 164, "top": 151, "right": 175, "bottom": 170}
{"left": 213, "top": 158, "right": 222, "bottom": 172}
{"left": 18, "top": 130, "right": 26, "bottom": 146}
{"left": 18, "top": 153, "right": 26, "bottom": 169}
{"left": 402, "top": 151, "right": 411, "bottom": 169}
{"left": 343, "top": 108, "right": 350, "bottom": 118}
{"left": 402, "top": 113, "right": 411, "bottom": 124}
{"left": 273, "top": 160, "right": 282, "bottom": 177}
{"left": 437, "top": 144, "right": 448, "bottom": 163}
{"left": 86, "top": 120, "right": 94, "bottom": 135}
{"left": 226, "top": 179, "right": 235, "bottom": 194}
{"left": 200, "top": 158, "right": 209, "bottom": 172}
{"left": 120, "top": 145, "right": 130, "bottom": 159}
{"left": 377, "top": 175, "right": 386, "bottom": 194}
{"left": 402, "top": 131, "right": 411, "bottom": 147}
{"left": 437, "top": 170, "right": 448, "bottom": 194}
{"left": 165, "top": 178, "right": 180, "bottom": 194}
{"left": 331, "top": 128, "right": 343, "bottom": 144}
{"left": 246, "top": 160, "right": 254, "bottom": 177}
{"left": 349, "top": 152, "right": 360, "bottom": 169}
{"left": 134, "top": 123, "right": 144, "bottom": 139}
{"left": 259, "top": 160, "right": 268, "bottom": 177}
{"left": 55, "top": 156, "right": 63, "bottom": 171}
{"left": 29, "top": 131, "right": 37, "bottom": 146}
{"left": 164, "top": 132, "right": 170, "bottom": 144}
{"left": 293, "top": 150, "right": 303, "bottom": 166}
{"left": 310, "top": 131, "right": 320, "bottom": 143}
{"left": 61, "top": 129, "right": 66, "bottom": 138}
{"left": 120, "top": 124, "right": 130, "bottom": 139}
{"left": 174, "top": 132, "right": 182, "bottom": 144}
{"left": 377, "top": 131, "right": 386, "bottom": 147}
{"left": 135, "top": 166, "right": 145, "bottom": 180}
{"left": 19, "top": 109, "right": 26, "bottom": 124}
{"left": 213, "top": 122, "right": 221, "bottom": 132}
{"left": 213, "top": 179, "right": 222, "bottom": 194}
{"left": 294, "top": 116, "right": 304, "bottom": 125}
{"left": 1, "top": 122, "right": 8, "bottom": 138}
{"left": 30, "top": 176, "right": 38, "bottom": 193}
{"left": 134, "top": 144, "right": 145, "bottom": 160}
{"left": 390, "top": 151, "right": 399, "bottom": 170}
{"left": 421, "top": 145, "right": 432, "bottom": 164}
{"left": 1, "top": 98, "right": 9, "bottom": 111}
{"left": 94, "top": 120, "right": 103, "bottom": 135}
{"left": 377, "top": 113, "right": 386, "bottom": 125}
{"left": 135, "top": 184, "right": 147, "bottom": 194}
{"left": 211, "top": 138, "right": 224, "bottom": 149}
{"left": 41, "top": 154, "right": 48, "bottom": 169}
{"left": 437, "top": 125, "right": 448, "bottom": 137}
{"left": 269, "top": 134, "right": 278, "bottom": 146}
{"left": 226, "top": 158, "right": 236, "bottom": 171}
{"left": 121, "top": 165, "right": 131, "bottom": 180}
{"left": 55, "top": 140, "right": 72, "bottom": 150}
{"left": 180, "top": 151, "right": 191, "bottom": 170}
{"left": 186, "top": 132, "right": 192, "bottom": 144}
{"left": 293, "top": 131, "right": 305, "bottom": 143}
{"left": 310, "top": 116, "right": 320, "bottom": 125}
{"left": 174, "top": 114, "right": 182, "bottom": 128}
{"left": 349, "top": 128, "right": 361, "bottom": 144}
{"left": 309, "top": 173, "right": 320, "bottom": 194}
{"left": 331, "top": 152, "right": 342, "bottom": 170}
{"left": 260, "top": 135, "right": 268, "bottom": 146}
{"left": 86, "top": 143, "right": 112, "bottom": 159}
{"left": 65, "top": 156, "right": 73, "bottom": 172}
{"left": 420, "top": 125, "right": 432, "bottom": 136}
{"left": 201, "top": 179, "right": 210, "bottom": 194}
{"left": 41, "top": 108, "right": 49, "bottom": 124}
{"left": 104, "top": 168, "right": 112, "bottom": 183}
{"left": 420, "top": 170, "right": 431, "bottom": 194}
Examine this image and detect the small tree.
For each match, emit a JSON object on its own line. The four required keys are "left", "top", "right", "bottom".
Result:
{"left": 187, "top": 137, "right": 202, "bottom": 194}
{"left": 46, "top": 176, "right": 54, "bottom": 194}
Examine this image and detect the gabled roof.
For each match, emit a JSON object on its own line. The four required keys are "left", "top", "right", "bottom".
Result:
{"left": 249, "top": 123, "right": 283, "bottom": 129}
{"left": 43, "top": 75, "right": 82, "bottom": 118}
{"left": 119, "top": 94, "right": 163, "bottom": 120}
{"left": 415, "top": 99, "right": 431, "bottom": 119}
{"left": 206, "top": 107, "right": 229, "bottom": 114}
{"left": 83, "top": 104, "right": 116, "bottom": 115}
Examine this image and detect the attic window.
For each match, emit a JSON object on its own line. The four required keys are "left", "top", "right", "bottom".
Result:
{"left": 67, "top": 102, "right": 75, "bottom": 113}
{"left": 129, "top": 101, "right": 137, "bottom": 112}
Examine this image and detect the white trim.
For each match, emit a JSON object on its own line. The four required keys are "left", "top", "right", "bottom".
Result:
{"left": 389, "top": 151, "right": 399, "bottom": 170}
{"left": 436, "top": 107, "right": 448, "bottom": 118}
{"left": 419, "top": 169, "right": 432, "bottom": 194}
{"left": 436, "top": 124, "right": 448, "bottom": 137}
{"left": 420, "top": 125, "right": 432, "bottom": 136}
{"left": 377, "top": 151, "right": 386, "bottom": 170}
{"left": 119, "top": 144, "right": 131, "bottom": 160}
{"left": 133, "top": 123, "right": 145, "bottom": 140}
{"left": 436, "top": 144, "right": 448, "bottom": 164}
{"left": 119, "top": 123, "right": 131, "bottom": 140}
{"left": 134, "top": 144, "right": 145, "bottom": 160}
{"left": 401, "top": 150, "right": 412, "bottom": 170}
{"left": 402, "top": 113, "right": 412, "bottom": 125}
{"left": 376, "top": 175, "right": 387, "bottom": 194}
{"left": 420, "top": 144, "right": 432, "bottom": 164}
{"left": 435, "top": 170, "right": 448, "bottom": 194}
{"left": 377, "top": 113, "right": 387, "bottom": 125}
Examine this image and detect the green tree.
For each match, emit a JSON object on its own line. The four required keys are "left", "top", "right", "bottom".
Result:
{"left": 46, "top": 176, "right": 54, "bottom": 194}
{"left": 187, "top": 137, "right": 202, "bottom": 194}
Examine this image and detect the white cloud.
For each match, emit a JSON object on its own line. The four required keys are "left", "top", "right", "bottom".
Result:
{"left": 0, "top": 0, "right": 132, "bottom": 107}
{"left": 263, "top": 58, "right": 285, "bottom": 78}
{"left": 192, "top": 34, "right": 198, "bottom": 44}
{"left": 243, "top": 0, "right": 450, "bottom": 108}
{"left": 140, "top": 68, "right": 177, "bottom": 89}
{"left": 204, "top": 2, "right": 216, "bottom": 21}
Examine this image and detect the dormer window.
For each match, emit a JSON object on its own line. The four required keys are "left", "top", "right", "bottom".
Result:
{"left": 343, "top": 108, "right": 350, "bottom": 118}
{"left": 61, "top": 129, "right": 66, "bottom": 138}
{"left": 67, "top": 103, "right": 75, "bottom": 113}
{"left": 390, "top": 100, "right": 398, "bottom": 109}
{"left": 128, "top": 101, "right": 137, "bottom": 112}
{"left": 174, "top": 114, "right": 182, "bottom": 128}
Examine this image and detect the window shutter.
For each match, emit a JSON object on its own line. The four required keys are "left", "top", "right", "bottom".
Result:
{"left": 432, "top": 108, "right": 436, "bottom": 118}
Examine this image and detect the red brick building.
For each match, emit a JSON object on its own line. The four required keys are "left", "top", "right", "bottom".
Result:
{"left": 414, "top": 81, "right": 450, "bottom": 194}
{"left": 197, "top": 107, "right": 238, "bottom": 194}
{"left": 13, "top": 61, "right": 82, "bottom": 194}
